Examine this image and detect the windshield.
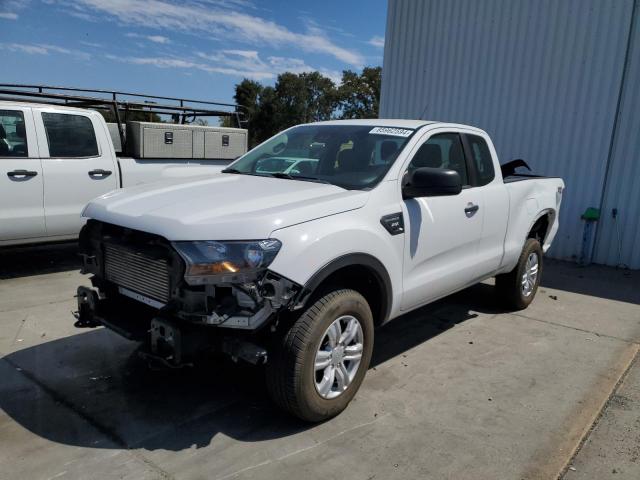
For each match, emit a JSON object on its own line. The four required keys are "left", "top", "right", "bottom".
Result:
{"left": 223, "top": 124, "right": 415, "bottom": 190}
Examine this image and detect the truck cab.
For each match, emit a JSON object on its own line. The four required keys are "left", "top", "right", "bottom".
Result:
{"left": 0, "top": 103, "right": 120, "bottom": 245}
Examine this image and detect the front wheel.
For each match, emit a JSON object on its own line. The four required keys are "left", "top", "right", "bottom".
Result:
{"left": 495, "top": 238, "right": 543, "bottom": 310}
{"left": 266, "top": 288, "right": 374, "bottom": 422}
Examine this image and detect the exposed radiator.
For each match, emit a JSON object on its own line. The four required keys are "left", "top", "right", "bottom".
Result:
{"left": 104, "top": 243, "right": 171, "bottom": 303}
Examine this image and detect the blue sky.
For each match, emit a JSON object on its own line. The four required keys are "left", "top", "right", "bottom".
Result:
{"left": 0, "top": 0, "right": 387, "bottom": 104}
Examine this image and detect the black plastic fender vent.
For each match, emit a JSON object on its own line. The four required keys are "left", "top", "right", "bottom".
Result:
{"left": 380, "top": 212, "right": 404, "bottom": 235}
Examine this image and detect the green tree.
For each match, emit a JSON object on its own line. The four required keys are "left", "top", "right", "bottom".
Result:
{"left": 232, "top": 79, "right": 266, "bottom": 146}
{"left": 300, "top": 71, "right": 338, "bottom": 122}
{"left": 252, "top": 86, "right": 278, "bottom": 145}
{"left": 274, "top": 72, "right": 308, "bottom": 128}
{"left": 219, "top": 116, "right": 235, "bottom": 128}
{"left": 231, "top": 66, "right": 381, "bottom": 147}
{"left": 271, "top": 72, "right": 338, "bottom": 137}
{"left": 234, "top": 79, "right": 261, "bottom": 111}
{"left": 98, "top": 109, "right": 162, "bottom": 123}
{"left": 338, "top": 66, "right": 382, "bottom": 119}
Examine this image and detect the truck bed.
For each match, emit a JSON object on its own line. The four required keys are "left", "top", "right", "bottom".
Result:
{"left": 503, "top": 173, "right": 562, "bottom": 183}
{"left": 501, "top": 176, "right": 564, "bottom": 270}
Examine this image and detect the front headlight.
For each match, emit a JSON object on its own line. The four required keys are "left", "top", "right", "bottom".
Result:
{"left": 172, "top": 239, "right": 282, "bottom": 285}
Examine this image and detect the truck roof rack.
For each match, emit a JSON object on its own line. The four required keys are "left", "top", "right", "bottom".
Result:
{"left": 0, "top": 84, "right": 247, "bottom": 151}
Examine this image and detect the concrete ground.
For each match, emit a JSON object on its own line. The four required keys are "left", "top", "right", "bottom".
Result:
{"left": 0, "top": 244, "right": 639, "bottom": 480}
{"left": 562, "top": 352, "right": 640, "bottom": 479}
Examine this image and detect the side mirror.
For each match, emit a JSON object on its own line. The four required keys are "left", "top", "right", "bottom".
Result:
{"left": 403, "top": 167, "right": 462, "bottom": 198}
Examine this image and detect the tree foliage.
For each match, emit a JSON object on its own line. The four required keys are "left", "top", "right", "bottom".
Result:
{"left": 233, "top": 67, "right": 381, "bottom": 146}
{"left": 338, "top": 67, "right": 381, "bottom": 119}
{"left": 98, "top": 109, "right": 162, "bottom": 123}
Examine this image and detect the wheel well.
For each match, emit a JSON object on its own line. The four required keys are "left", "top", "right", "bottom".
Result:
{"left": 528, "top": 213, "right": 552, "bottom": 243}
{"left": 303, "top": 263, "right": 390, "bottom": 326}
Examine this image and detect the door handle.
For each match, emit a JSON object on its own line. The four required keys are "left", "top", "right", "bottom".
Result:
{"left": 7, "top": 169, "right": 38, "bottom": 178}
{"left": 464, "top": 203, "right": 480, "bottom": 216}
{"left": 88, "top": 169, "right": 112, "bottom": 177}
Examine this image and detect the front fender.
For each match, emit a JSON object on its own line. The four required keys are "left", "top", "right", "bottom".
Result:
{"left": 268, "top": 208, "right": 404, "bottom": 320}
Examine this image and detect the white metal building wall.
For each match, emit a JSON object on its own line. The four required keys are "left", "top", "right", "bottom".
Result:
{"left": 380, "top": 0, "right": 640, "bottom": 267}
{"left": 593, "top": 1, "right": 640, "bottom": 268}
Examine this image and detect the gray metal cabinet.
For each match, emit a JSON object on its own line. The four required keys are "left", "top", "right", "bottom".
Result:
{"left": 126, "top": 122, "right": 247, "bottom": 160}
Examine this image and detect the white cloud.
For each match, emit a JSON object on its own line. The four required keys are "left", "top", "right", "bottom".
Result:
{"left": 1, "top": 42, "right": 91, "bottom": 60}
{"left": 301, "top": 16, "right": 355, "bottom": 39}
{"left": 0, "top": 0, "right": 31, "bottom": 19}
{"left": 2, "top": 43, "right": 49, "bottom": 55}
{"left": 147, "top": 35, "right": 170, "bottom": 44}
{"left": 221, "top": 49, "right": 261, "bottom": 59}
{"left": 125, "top": 32, "right": 171, "bottom": 44}
{"left": 107, "top": 53, "right": 274, "bottom": 80}
{"left": 55, "top": 0, "right": 364, "bottom": 67}
{"left": 67, "top": 10, "right": 97, "bottom": 22}
{"left": 267, "top": 56, "right": 341, "bottom": 83}
{"left": 109, "top": 49, "right": 342, "bottom": 82}
{"left": 197, "top": 49, "right": 337, "bottom": 80}
{"left": 109, "top": 55, "right": 196, "bottom": 69}
{"left": 368, "top": 36, "right": 385, "bottom": 48}
{"left": 80, "top": 41, "right": 103, "bottom": 48}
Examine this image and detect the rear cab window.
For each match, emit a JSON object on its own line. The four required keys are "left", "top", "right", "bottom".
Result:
{"left": 42, "top": 112, "right": 98, "bottom": 158}
{"left": 0, "top": 110, "right": 28, "bottom": 158}
{"left": 464, "top": 134, "right": 495, "bottom": 186}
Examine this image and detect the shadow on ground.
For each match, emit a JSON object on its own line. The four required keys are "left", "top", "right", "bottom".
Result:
{"left": 541, "top": 259, "right": 639, "bottom": 305}
{"left": 0, "top": 283, "right": 494, "bottom": 452}
{"left": 1, "top": 244, "right": 637, "bottom": 454}
{"left": 0, "top": 242, "right": 80, "bottom": 279}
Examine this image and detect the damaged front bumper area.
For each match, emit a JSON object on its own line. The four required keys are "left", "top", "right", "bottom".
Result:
{"left": 75, "top": 220, "right": 302, "bottom": 366}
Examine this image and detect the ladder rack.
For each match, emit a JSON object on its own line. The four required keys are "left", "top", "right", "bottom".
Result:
{"left": 0, "top": 84, "right": 247, "bottom": 152}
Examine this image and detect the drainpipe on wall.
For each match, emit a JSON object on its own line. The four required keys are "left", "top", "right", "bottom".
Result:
{"left": 580, "top": 207, "right": 600, "bottom": 266}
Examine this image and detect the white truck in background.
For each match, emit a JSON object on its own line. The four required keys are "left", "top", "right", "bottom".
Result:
{"left": 75, "top": 119, "right": 564, "bottom": 421}
{"left": 0, "top": 85, "right": 247, "bottom": 247}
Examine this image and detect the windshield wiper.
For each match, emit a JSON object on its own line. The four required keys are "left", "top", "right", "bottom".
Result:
{"left": 224, "top": 170, "right": 334, "bottom": 185}
{"left": 268, "top": 172, "right": 332, "bottom": 185}
{"left": 268, "top": 172, "right": 295, "bottom": 179}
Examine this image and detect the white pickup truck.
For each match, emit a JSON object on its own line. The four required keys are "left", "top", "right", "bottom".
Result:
{"left": 75, "top": 119, "right": 564, "bottom": 421}
{"left": 0, "top": 97, "right": 245, "bottom": 247}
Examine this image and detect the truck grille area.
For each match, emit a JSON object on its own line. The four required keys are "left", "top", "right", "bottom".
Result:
{"left": 104, "top": 243, "right": 171, "bottom": 303}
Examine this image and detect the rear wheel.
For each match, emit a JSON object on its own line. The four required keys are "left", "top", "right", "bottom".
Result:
{"left": 266, "top": 288, "right": 374, "bottom": 422}
{"left": 496, "top": 238, "right": 543, "bottom": 310}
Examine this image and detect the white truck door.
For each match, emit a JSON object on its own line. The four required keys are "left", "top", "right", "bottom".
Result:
{"left": 462, "top": 133, "right": 509, "bottom": 276}
{"left": 0, "top": 107, "right": 46, "bottom": 242}
{"left": 400, "top": 131, "right": 484, "bottom": 310}
{"left": 35, "top": 109, "right": 118, "bottom": 237}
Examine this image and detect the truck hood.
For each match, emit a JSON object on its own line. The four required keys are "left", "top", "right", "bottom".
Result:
{"left": 83, "top": 173, "right": 369, "bottom": 240}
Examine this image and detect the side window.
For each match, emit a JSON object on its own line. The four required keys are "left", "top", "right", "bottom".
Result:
{"left": 42, "top": 113, "right": 98, "bottom": 158}
{"left": 407, "top": 133, "right": 468, "bottom": 186}
{"left": 0, "top": 110, "right": 28, "bottom": 158}
{"left": 466, "top": 135, "right": 495, "bottom": 186}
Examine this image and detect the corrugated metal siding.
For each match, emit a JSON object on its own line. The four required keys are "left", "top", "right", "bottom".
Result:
{"left": 594, "top": 1, "right": 640, "bottom": 268}
{"left": 381, "top": 0, "right": 636, "bottom": 264}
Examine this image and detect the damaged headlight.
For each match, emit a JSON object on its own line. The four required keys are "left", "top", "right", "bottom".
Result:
{"left": 172, "top": 239, "right": 282, "bottom": 285}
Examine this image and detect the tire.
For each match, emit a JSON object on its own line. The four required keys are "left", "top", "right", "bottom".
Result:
{"left": 266, "top": 288, "right": 374, "bottom": 422}
{"left": 495, "top": 238, "right": 543, "bottom": 310}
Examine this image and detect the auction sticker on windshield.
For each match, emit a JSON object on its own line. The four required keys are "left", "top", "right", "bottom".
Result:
{"left": 369, "top": 127, "right": 414, "bottom": 137}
